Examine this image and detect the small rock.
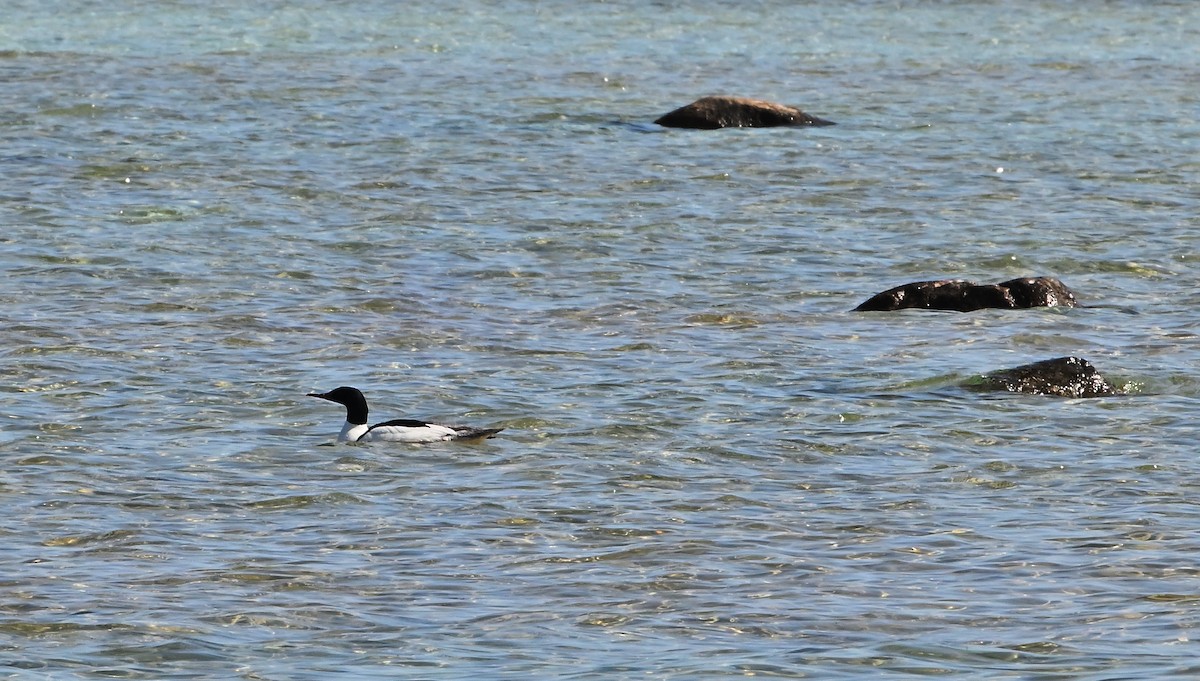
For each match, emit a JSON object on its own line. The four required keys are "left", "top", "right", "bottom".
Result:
{"left": 966, "top": 356, "right": 1119, "bottom": 398}
{"left": 854, "top": 277, "right": 1079, "bottom": 312}
{"left": 655, "top": 96, "right": 835, "bottom": 130}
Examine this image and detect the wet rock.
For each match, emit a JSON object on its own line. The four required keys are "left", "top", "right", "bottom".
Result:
{"left": 997, "top": 277, "right": 1078, "bottom": 308}
{"left": 966, "top": 356, "right": 1119, "bottom": 398}
{"left": 654, "top": 96, "right": 835, "bottom": 130}
{"left": 853, "top": 277, "right": 1079, "bottom": 312}
{"left": 853, "top": 279, "right": 1008, "bottom": 312}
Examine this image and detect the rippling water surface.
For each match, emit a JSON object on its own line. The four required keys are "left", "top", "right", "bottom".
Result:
{"left": 3, "top": 1, "right": 1200, "bottom": 678}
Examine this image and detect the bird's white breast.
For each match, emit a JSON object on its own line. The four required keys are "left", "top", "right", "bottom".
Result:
{"left": 358, "top": 423, "right": 459, "bottom": 443}
{"left": 338, "top": 422, "right": 370, "bottom": 443}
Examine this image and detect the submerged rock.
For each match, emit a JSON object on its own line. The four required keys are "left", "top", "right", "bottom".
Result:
{"left": 854, "top": 277, "right": 1079, "bottom": 312}
{"left": 966, "top": 356, "right": 1119, "bottom": 398}
{"left": 654, "top": 96, "right": 835, "bottom": 129}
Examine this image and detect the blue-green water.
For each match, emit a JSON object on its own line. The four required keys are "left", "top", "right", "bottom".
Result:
{"left": 3, "top": 1, "right": 1200, "bottom": 678}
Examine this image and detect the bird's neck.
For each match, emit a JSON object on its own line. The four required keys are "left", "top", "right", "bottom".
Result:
{"left": 339, "top": 421, "right": 368, "bottom": 442}
{"left": 343, "top": 403, "right": 368, "bottom": 425}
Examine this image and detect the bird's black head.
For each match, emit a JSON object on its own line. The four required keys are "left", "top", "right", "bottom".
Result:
{"left": 307, "top": 386, "right": 369, "bottom": 424}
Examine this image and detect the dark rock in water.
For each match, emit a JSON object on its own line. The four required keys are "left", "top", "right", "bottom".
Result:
{"left": 854, "top": 279, "right": 1007, "bottom": 312}
{"left": 967, "top": 356, "right": 1119, "bottom": 398}
{"left": 853, "top": 277, "right": 1079, "bottom": 312}
{"left": 655, "top": 96, "right": 835, "bottom": 129}
{"left": 996, "top": 277, "right": 1078, "bottom": 308}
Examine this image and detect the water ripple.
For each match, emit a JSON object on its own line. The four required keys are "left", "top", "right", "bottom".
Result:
{"left": 3, "top": 1, "right": 1200, "bottom": 678}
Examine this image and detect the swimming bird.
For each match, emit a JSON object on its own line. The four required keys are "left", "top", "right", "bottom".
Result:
{"left": 308, "top": 386, "right": 504, "bottom": 443}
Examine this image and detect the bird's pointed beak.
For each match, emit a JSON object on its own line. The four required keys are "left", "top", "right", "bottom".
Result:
{"left": 307, "top": 392, "right": 328, "bottom": 400}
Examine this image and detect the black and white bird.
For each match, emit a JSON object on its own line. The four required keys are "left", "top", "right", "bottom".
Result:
{"left": 308, "top": 386, "right": 504, "bottom": 443}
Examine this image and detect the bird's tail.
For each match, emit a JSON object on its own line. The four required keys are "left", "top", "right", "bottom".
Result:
{"left": 452, "top": 427, "right": 504, "bottom": 441}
